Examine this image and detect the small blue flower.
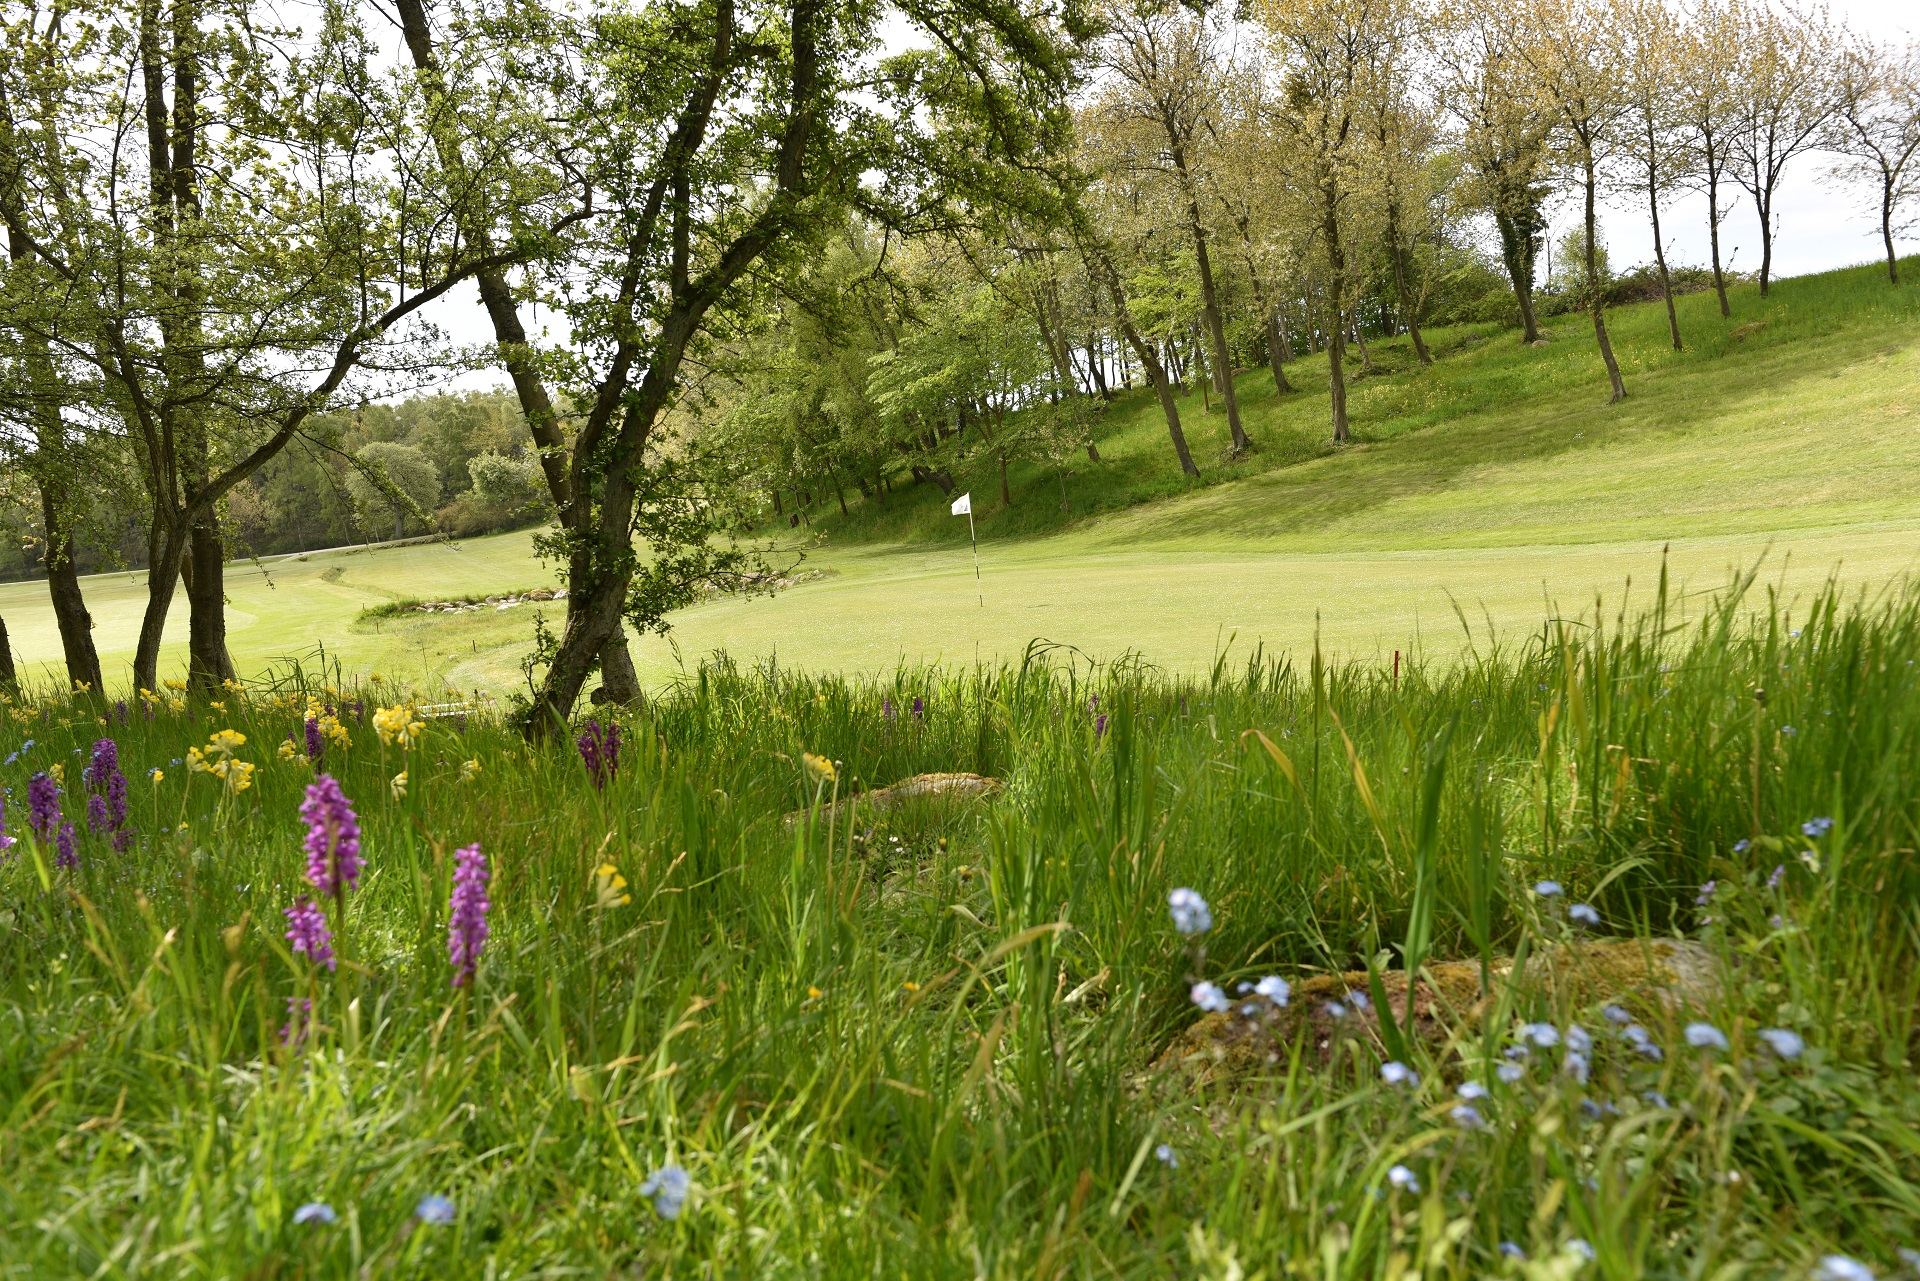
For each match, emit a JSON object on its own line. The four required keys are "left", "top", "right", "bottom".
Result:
{"left": 1451, "top": 1103, "right": 1486, "bottom": 1129}
{"left": 1802, "top": 817, "right": 1834, "bottom": 838}
{"left": 1565, "top": 1025, "right": 1592, "bottom": 1055}
{"left": 1325, "top": 1000, "right": 1349, "bottom": 1020}
{"left": 1519, "top": 1022, "right": 1560, "bottom": 1048}
{"left": 1254, "top": 975, "right": 1290, "bottom": 1006}
{"left": 1167, "top": 887, "right": 1212, "bottom": 936}
{"left": 1733, "top": 838, "right": 1752, "bottom": 854}
{"left": 1685, "top": 1022, "right": 1730, "bottom": 1052}
{"left": 415, "top": 1194, "right": 456, "bottom": 1225}
{"left": 1190, "top": 981, "right": 1230, "bottom": 1013}
{"left": 1580, "top": 1098, "right": 1604, "bottom": 1120}
{"left": 639, "top": 1165, "right": 691, "bottom": 1219}
{"left": 1758, "top": 1028, "right": 1805, "bottom": 1059}
{"left": 1499, "top": 1242, "right": 1527, "bottom": 1260}
{"left": 1497, "top": 1061, "right": 1526, "bottom": 1084}
{"left": 1781, "top": 725, "right": 1797, "bottom": 737}
{"left": 1567, "top": 1239, "right": 1597, "bottom": 1262}
{"left": 1812, "top": 1257, "right": 1875, "bottom": 1281}
{"left": 292, "top": 1202, "right": 337, "bottom": 1225}
{"left": 1154, "top": 1143, "right": 1178, "bottom": 1168}
{"left": 1695, "top": 880, "right": 1717, "bottom": 906}
{"left": 1563, "top": 1050, "right": 1591, "bottom": 1085}
{"left": 1602, "top": 1004, "right": 1631, "bottom": 1025}
{"left": 1386, "top": 1164, "right": 1420, "bottom": 1194}
{"left": 1767, "top": 863, "right": 1785, "bottom": 889}
{"left": 1380, "top": 1060, "right": 1418, "bottom": 1088}
{"left": 1457, "top": 1081, "right": 1489, "bottom": 1101}
{"left": 1568, "top": 903, "right": 1600, "bottom": 927}
{"left": 1642, "top": 1090, "right": 1669, "bottom": 1109}
{"left": 1346, "top": 989, "right": 1371, "bottom": 1012}
{"left": 1534, "top": 880, "right": 1563, "bottom": 898}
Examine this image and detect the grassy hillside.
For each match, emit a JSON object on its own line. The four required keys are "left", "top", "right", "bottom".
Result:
{"left": 3, "top": 260, "right": 1916, "bottom": 693}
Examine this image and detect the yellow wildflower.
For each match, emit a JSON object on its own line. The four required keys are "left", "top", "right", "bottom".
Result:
{"left": 802, "top": 752, "right": 836, "bottom": 784}
{"left": 373, "top": 704, "right": 424, "bottom": 748}
{"left": 72, "top": 680, "right": 91, "bottom": 694}
{"left": 150, "top": 768, "right": 164, "bottom": 784}
{"left": 226, "top": 761, "right": 256, "bottom": 793}
{"left": 222, "top": 678, "right": 244, "bottom": 695}
{"left": 390, "top": 770, "right": 408, "bottom": 800}
{"left": 164, "top": 679, "right": 187, "bottom": 692}
{"left": 594, "top": 863, "right": 631, "bottom": 908}
{"left": 206, "top": 729, "right": 246, "bottom": 758}
{"left": 807, "top": 986, "right": 823, "bottom": 1000}
{"left": 210, "top": 700, "right": 226, "bottom": 712}
{"left": 460, "top": 758, "right": 482, "bottom": 782}
{"left": 277, "top": 739, "right": 298, "bottom": 762}
{"left": 901, "top": 980, "right": 920, "bottom": 993}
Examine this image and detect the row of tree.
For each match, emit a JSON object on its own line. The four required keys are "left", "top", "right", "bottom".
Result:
{"left": 1, "top": 0, "right": 1914, "bottom": 731}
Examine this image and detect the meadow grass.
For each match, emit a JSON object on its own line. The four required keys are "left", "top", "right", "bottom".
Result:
{"left": 2, "top": 572, "right": 1918, "bottom": 1277}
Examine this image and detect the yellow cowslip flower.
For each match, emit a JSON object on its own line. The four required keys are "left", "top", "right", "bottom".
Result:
{"left": 222, "top": 678, "right": 244, "bottom": 695}
{"left": 594, "top": 863, "right": 631, "bottom": 908}
{"left": 460, "top": 758, "right": 482, "bottom": 782}
{"left": 72, "top": 680, "right": 91, "bottom": 695}
{"left": 390, "top": 770, "right": 408, "bottom": 800}
{"left": 373, "top": 704, "right": 424, "bottom": 748}
{"left": 802, "top": 752, "right": 836, "bottom": 784}
{"left": 807, "top": 986, "right": 823, "bottom": 1000}
{"left": 901, "top": 980, "right": 920, "bottom": 993}
{"left": 225, "top": 760, "right": 256, "bottom": 793}
{"left": 150, "top": 768, "right": 164, "bottom": 784}
{"left": 48, "top": 762, "right": 64, "bottom": 784}
{"left": 206, "top": 729, "right": 246, "bottom": 758}
{"left": 277, "top": 739, "right": 298, "bottom": 762}
{"left": 164, "top": 679, "right": 187, "bottom": 692}
{"left": 369, "top": 671, "right": 384, "bottom": 684}
{"left": 210, "top": 700, "right": 226, "bottom": 712}
{"left": 321, "top": 717, "right": 351, "bottom": 748}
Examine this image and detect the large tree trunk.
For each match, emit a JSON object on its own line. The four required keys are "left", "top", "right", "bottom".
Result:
{"left": 1190, "top": 232, "right": 1247, "bottom": 453}
{"left": 40, "top": 484, "right": 103, "bottom": 693}
{"left": 0, "top": 616, "right": 17, "bottom": 692}
{"left": 133, "top": 518, "right": 187, "bottom": 693}
{"left": 1584, "top": 165, "right": 1627, "bottom": 405}
{"left": 185, "top": 511, "right": 236, "bottom": 689}
{"left": 1647, "top": 161, "right": 1682, "bottom": 350}
{"left": 591, "top": 625, "right": 643, "bottom": 707}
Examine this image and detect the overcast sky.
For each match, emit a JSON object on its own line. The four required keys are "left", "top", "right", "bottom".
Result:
{"left": 409, "top": 0, "right": 1917, "bottom": 397}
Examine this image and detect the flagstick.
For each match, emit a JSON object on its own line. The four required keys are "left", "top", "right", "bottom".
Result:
{"left": 968, "top": 507, "right": 982, "bottom": 607}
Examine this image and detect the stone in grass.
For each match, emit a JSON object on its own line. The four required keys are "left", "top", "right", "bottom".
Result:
{"left": 1156, "top": 940, "right": 1719, "bottom": 1081}
{"left": 784, "top": 773, "right": 1003, "bottom": 826}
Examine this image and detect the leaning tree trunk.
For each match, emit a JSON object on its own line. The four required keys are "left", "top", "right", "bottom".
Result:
{"left": 40, "top": 483, "right": 103, "bottom": 693}
{"left": 1754, "top": 184, "right": 1775, "bottom": 298}
{"left": 1882, "top": 179, "right": 1900, "bottom": 285}
{"left": 1091, "top": 250, "right": 1199, "bottom": 478}
{"left": 185, "top": 511, "right": 237, "bottom": 690}
{"left": 132, "top": 516, "right": 187, "bottom": 694}
{"left": 1584, "top": 162, "right": 1627, "bottom": 405}
{"left": 1494, "top": 207, "right": 1544, "bottom": 344}
{"left": 592, "top": 625, "right": 644, "bottom": 707}
{"left": 1385, "top": 202, "right": 1431, "bottom": 367}
{"left": 1704, "top": 142, "right": 1732, "bottom": 316}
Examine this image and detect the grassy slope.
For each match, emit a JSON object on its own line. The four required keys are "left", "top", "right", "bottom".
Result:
{"left": 3, "top": 260, "right": 1915, "bottom": 692}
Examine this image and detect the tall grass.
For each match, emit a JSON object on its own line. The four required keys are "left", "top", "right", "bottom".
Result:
{"left": 2, "top": 570, "right": 1918, "bottom": 1276}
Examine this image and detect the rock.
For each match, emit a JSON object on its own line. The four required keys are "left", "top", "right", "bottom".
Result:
{"left": 1531, "top": 339, "right": 1551, "bottom": 348}
{"left": 1157, "top": 939, "right": 1719, "bottom": 1080}
{"left": 785, "top": 772, "right": 1003, "bottom": 825}
{"left": 528, "top": 589, "right": 554, "bottom": 600}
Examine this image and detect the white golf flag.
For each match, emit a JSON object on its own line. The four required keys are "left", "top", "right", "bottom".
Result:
{"left": 950, "top": 492, "right": 972, "bottom": 516}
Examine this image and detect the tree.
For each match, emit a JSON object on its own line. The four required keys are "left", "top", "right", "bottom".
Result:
{"left": 1829, "top": 38, "right": 1920, "bottom": 285}
{"left": 1518, "top": 0, "right": 1629, "bottom": 403}
{"left": 1258, "top": 0, "right": 1388, "bottom": 442}
{"left": 1433, "top": 0, "right": 1556, "bottom": 343}
{"left": 0, "top": 0, "right": 532, "bottom": 692}
{"left": 1091, "top": 1, "right": 1251, "bottom": 453}
{"left": 1728, "top": 1, "right": 1837, "bottom": 297}
{"left": 345, "top": 444, "right": 441, "bottom": 542}
{"left": 396, "top": 0, "right": 1080, "bottom": 732}
{"left": 1677, "top": 0, "right": 1742, "bottom": 316}
{"left": 1355, "top": 0, "right": 1437, "bottom": 367}
{"left": 1614, "top": 0, "right": 1689, "bottom": 349}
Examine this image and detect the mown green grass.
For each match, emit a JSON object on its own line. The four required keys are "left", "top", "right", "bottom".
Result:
{"left": 2, "top": 575, "right": 1917, "bottom": 1276}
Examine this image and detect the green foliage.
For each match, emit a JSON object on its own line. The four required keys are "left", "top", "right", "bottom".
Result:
{"left": 345, "top": 444, "right": 443, "bottom": 541}
{"left": 2, "top": 575, "right": 1919, "bottom": 1272}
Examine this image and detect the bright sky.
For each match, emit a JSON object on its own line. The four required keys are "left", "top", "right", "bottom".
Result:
{"left": 413, "top": 0, "right": 1917, "bottom": 397}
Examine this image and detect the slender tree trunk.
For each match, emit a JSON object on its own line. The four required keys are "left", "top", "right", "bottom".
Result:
{"left": 40, "top": 484, "right": 103, "bottom": 693}
{"left": 1351, "top": 314, "right": 1375, "bottom": 374}
{"left": 133, "top": 518, "right": 186, "bottom": 693}
{"left": 1384, "top": 203, "right": 1431, "bottom": 366}
{"left": 1754, "top": 183, "right": 1774, "bottom": 297}
{"left": 1704, "top": 141, "right": 1732, "bottom": 316}
{"left": 998, "top": 451, "right": 1011, "bottom": 506}
{"left": 1647, "top": 167, "right": 1682, "bottom": 350}
{"left": 1883, "top": 178, "right": 1900, "bottom": 285}
{"left": 1584, "top": 162, "right": 1627, "bottom": 404}
{"left": 1324, "top": 184, "right": 1351, "bottom": 443}
{"left": 1265, "top": 307, "right": 1295, "bottom": 393}
{"left": 1095, "top": 256, "right": 1199, "bottom": 477}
